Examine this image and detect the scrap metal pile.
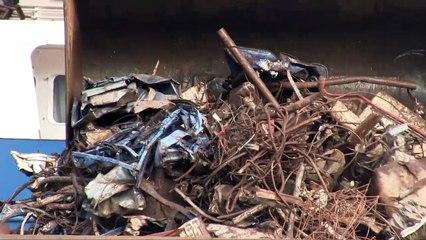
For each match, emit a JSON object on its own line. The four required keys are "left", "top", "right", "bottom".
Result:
{"left": 0, "top": 0, "right": 25, "bottom": 19}
{"left": 2, "top": 29, "right": 426, "bottom": 239}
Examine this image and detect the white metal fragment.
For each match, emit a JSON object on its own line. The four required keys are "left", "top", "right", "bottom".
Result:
{"left": 10, "top": 151, "right": 58, "bottom": 175}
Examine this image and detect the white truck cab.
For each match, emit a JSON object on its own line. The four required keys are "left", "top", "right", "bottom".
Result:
{"left": 0, "top": 20, "right": 65, "bottom": 140}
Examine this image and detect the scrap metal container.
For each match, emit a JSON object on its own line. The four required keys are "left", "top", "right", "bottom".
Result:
{"left": 65, "top": 0, "right": 426, "bottom": 142}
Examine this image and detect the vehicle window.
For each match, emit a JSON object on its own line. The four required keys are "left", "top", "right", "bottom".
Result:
{"left": 53, "top": 75, "right": 66, "bottom": 123}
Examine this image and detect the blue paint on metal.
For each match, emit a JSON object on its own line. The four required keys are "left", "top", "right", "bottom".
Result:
{"left": 0, "top": 138, "right": 65, "bottom": 201}
{"left": 72, "top": 151, "right": 135, "bottom": 171}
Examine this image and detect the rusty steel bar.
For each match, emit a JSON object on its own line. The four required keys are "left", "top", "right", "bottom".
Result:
{"left": 325, "top": 76, "right": 417, "bottom": 89}
{"left": 266, "top": 76, "right": 417, "bottom": 91}
{"left": 0, "top": 179, "right": 34, "bottom": 212}
{"left": 217, "top": 28, "right": 282, "bottom": 111}
{"left": 283, "top": 93, "right": 321, "bottom": 112}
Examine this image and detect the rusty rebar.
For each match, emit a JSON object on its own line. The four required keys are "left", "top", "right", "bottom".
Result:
{"left": 283, "top": 93, "right": 321, "bottom": 113}
{"left": 266, "top": 76, "right": 417, "bottom": 91}
{"left": 139, "top": 179, "right": 192, "bottom": 218}
{"left": 0, "top": 179, "right": 34, "bottom": 212}
{"left": 287, "top": 163, "right": 305, "bottom": 238}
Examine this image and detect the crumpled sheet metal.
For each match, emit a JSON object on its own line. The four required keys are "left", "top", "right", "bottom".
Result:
{"left": 136, "top": 102, "right": 209, "bottom": 179}
{"left": 375, "top": 159, "right": 426, "bottom": 216}
{"left": 181, "top": 84, "right": 208, "bottom": 104}
{"left": 87, "top": 85, "right": 136, "bottom": 107}
{"left": 83, "top": 165, "right": 146, "bottom": 218}
{"left": 81, "top": 125, "right": 114, "bottom": 148}
{"left": 72, "top": 151, "right": 135, "bottom": 172}
{"left": 155, "top": 130, "right": 189, "bottom": 165}
{"left": 131, "top": 99, "right": 173, "bottom": 114}
{"left": 129, "top": 87, "right": 177, "bottom": 113}
{"left": 225, "top": 46, "right": 328, "bottom": 82}
{"left": 82, "top": 74, "right": 180, "bottom": 98}
{"left": 72, "top": 74, "right": 181, "bottom": 128}
{"left": 178, "top": 217, "right": 210, "bottom": 238}
{"left": 85, "top": 166, "right": 135, "bottom": 207}
{"left": 10, "top": 151, "right": 57, "bottom": 176}
{"left": 228, "top": 82, "right": 258, "bottom": 110}
{"left": 96, "top": 188, "right": 146, "bottom": 217}
{"left": 124, "top": 215, "right": 166, "bottom": 236}
{"left": 0, "top": 204, "right": 28, "bottom": 222}
{"left": 207, "top": 224, "right": 275, "bottom": 239}
{"left": 73, "top": 102, "right": 209, "bottom": 184}
{"left": 360, "top": 91, "right": 426, "bottom": 132}
{"left": 154, "top": 107, "right": 209, "bottom": 173}
{"left": 132, "top": 74, "right": 181, "bottom": 96}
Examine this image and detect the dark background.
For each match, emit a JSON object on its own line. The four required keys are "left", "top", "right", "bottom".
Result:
{"left": 75, "top": 0, "right": 426, "bottom": 91}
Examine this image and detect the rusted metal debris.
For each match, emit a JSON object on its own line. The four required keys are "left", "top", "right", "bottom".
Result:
{"left": 0, "top": 0, "right": 25, "bottom": 19}
{"left": 2, "top": 29, "right": 426, "bottom": 239}
{"left": 218, "top": 28, "right": 282, "bottom": 111}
